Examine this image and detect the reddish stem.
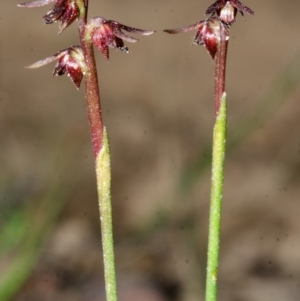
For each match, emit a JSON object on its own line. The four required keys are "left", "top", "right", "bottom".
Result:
{"left": 214, "top": 23, "right": 228, "bottom": 119}
{"left": 78, "top": 1, "right": 104, "bottom": 157}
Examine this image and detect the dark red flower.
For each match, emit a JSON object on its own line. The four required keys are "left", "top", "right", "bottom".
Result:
{"left": 86, "top": 17, "right": 155, "bottom": 60}
{"left": 164, "top": 17, "right": 224, "bottom": 59}
{"left": 26, "top": 46, "right": 86, "bottom": 89}
{"left": 18, "top": 0, "right": 79, "bottom": 34}
{"left": 205, "top": 0, "right": 254, "bottom": 25}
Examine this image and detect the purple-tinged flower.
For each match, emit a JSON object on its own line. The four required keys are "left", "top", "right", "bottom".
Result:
{"left": 86, "top": 17, "right": 155, "bottom": 61}
{"left": 18, "top": 0, "right": 79, "bottom": 34}
{"left": 26, "top": 46, "right": 86, "bottom": 89}
{"left": 164, "top": 17, "right": 224, "bottom": 59}
{"left": 205, "top": 0, "right": 254, "bottom": 25}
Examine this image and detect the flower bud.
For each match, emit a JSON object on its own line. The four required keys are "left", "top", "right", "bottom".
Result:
{"left": 219, "top": 2, "right": 236, "bottom": 25}
{"left": 194, "top": 18, "right": 221, "bottom": 59}
{"left": 164, "top": 17, "right": 223, "bottom": 59}
{"left": 26, "top": 46, "right": 86, "bottom": 89}
{"left": 18, "top": 0, "right": 79, "bottom": 34}
{"left": 86, "top": 17, "right": 155, "bottom": 61}
{"left": 91, "top": 22, "right": 128, "bottom": 60}
{"left": 205, "top": 0, "right": 254, "bottom": 25}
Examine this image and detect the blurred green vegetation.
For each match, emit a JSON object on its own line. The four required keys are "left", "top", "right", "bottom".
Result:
{"left": 0, "top": 188, "right": 67, "bottom": 301}
{"left": 0, "top": 137, "right": 79, "bottom": 300}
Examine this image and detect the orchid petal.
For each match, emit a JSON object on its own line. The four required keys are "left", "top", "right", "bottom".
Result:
{"left": 58, "top": 2, "right": 79, "bottom": 34}
{"left": 116, "top": 23, "right": 155, "bottom": 36}
{"left": 25, "top": 52, "right": 63, "bottom": 69}
{"left": 232, "top": 0, "right": 254, "bottom": 15}
{"left": 18, "top": 0, "right": 55, "bottom": 8}
{"left": 164, "top": 22, "right": 202, "bottom": 34}
{"left": 205, "top": 0, "right": 225, "bottom": 15}
{"left": 112, "top": 28, "right": 138, "bottom": 43}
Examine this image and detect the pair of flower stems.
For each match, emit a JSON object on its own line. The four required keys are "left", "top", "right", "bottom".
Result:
{"left": 18, "top": 0, "right": 254, "bottom": 301}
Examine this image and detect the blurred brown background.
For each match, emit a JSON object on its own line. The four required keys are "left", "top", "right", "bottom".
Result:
{"left": 1, "top": 0, "right": 300, "bottom": 300}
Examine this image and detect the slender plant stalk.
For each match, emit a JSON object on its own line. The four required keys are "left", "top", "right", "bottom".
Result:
{"left": 205, "top": 93, "right": 227, "bottom": 301}
{"left": 214, "top": 24, "right": 228, "bottom": 119}
{"left": 77, "top": 2, "right": 117, "bottom": 301}
{"left": 78, "top": 1, "right": 104, "bottom": 156}
{"left": 96, "top": 129, "right": 117, "bottom": 301}
{"left": 205, "top": 23, "right": 228, "bottom": 301}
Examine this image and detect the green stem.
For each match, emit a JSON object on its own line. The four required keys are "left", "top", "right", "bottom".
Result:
{"left": 205, "top": 93, "right": 227, "bottom": 301}
{"left": 96, "top": 128, "right": 117, "bottom": 301}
